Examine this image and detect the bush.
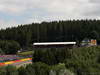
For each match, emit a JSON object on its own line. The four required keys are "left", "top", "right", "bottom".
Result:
{"left": 0, "top": 62, "right": 75, "bottom": 75}
{"left": 0, "top": 66, "right": 6, "bottom": 75}
{"left": 5, "top": 65, "right": 18, "bottom": 75}
{"left": 18, "top": 62, "right": 50, "bottom": 75}
{"left": 0, "top": 65, "right": 18, "bottom": 75}
{"left": 18, "top": 66, "right": 28, "bottom": 75}
{"left": 50, "top": 63, "right": 74, "bottom": 75}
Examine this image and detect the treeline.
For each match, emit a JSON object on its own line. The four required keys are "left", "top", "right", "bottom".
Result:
{"left": 32, "top": 46, "right": 100, "bottom": 75}
{"left": 0, "top": 20, "right": 100, "bottom": 49}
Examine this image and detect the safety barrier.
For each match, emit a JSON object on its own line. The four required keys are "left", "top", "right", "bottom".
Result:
{"left": 0, "top": 58, "right": 32, "bottom": 66}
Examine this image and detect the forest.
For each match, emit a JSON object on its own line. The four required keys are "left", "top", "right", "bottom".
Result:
{"left": 0, "top": 19, "right": 100, "bottom": 53}
{"left": 0, "top": 20, "right": 100, "bottom": 75}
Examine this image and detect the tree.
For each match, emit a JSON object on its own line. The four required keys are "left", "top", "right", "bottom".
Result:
{"left": 0, "top": 48, "right": 4, "bottom": 54}
{"left": 33, "top": 48, "right": 72, "bottom": 65}
{"left": 7, "top": 40, "right": 21, "bottom": 54}
{"left": 1, "top": 19, "right": 100, "bottom": 48}
{"left": 89, "top": 30, "right": 99, "bottom": 39}
{"left": 0, "top": 40, "right": 20, "bottom": 54}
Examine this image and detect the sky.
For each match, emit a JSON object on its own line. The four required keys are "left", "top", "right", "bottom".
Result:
{"left": 0, "top": 0, "right": 100, "bottom": 29}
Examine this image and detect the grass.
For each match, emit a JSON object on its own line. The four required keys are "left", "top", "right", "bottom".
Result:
{"left": 17, "top": 51, "right": 34, "bottom": 56}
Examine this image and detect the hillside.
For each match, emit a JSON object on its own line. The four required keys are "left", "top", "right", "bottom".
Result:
{"left": 0, "top": 20, "right": 100, "bottom": 51}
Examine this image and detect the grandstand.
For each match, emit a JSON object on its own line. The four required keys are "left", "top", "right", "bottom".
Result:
{"left": 33, "top": 42, "right": 76, "bottom": 48}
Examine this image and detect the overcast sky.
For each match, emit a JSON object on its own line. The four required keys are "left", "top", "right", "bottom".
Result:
{"left": 0, "top": 0, "right": 100, "bottom": 29}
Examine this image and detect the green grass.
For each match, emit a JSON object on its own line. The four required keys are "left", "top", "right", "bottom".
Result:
{"left": 17, "top": 51, "right": 34, "bottom": 56}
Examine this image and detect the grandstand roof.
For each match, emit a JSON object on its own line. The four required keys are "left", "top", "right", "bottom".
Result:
{"left": 33, "top": 42, "right": 76, "bottom": 46}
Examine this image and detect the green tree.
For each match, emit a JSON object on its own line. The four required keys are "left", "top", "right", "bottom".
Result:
{"left": 89, "top": 30, "right": 99, "bottom": 39}
{"left": 0, "top": 40, "right": 20, "bottom": 54}
{"left": 0, "top": 48, "right": 4, "bottom": 54}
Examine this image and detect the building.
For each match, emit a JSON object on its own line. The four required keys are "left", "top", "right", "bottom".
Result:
{"left": 81, "top": 39, "right": 97, "bottom": 47}
{"left": 33, "top": 42, "right": 76, "bottom": 48}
